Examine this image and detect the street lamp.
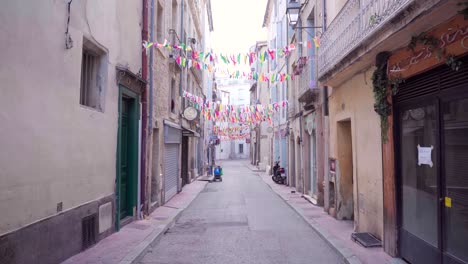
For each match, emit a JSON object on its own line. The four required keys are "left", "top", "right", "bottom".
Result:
{"left": 286, "top": 0, "right": 322, "bottom": 38}
{"left": 286, "top": 0, "right": 301, "bottom": 28}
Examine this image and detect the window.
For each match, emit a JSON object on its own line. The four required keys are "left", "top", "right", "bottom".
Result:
{"left": 282, "top": 84, "right": 286, "bottom": 118}
{"left": 239, "top": 144, "right": 244, "bottom": 154}
{"left": 170, "top": 78, "right": 176, "bottom": 113}
{"left": 270, "top": 37, "right": 277, "bottom": 70}
{"left": 156, "top": 2, "right": 164, "bottom": 43}
{"left": 184, "top": 75, "right": 191, "bottom": 109}
{"left": 172, "top": 0, "right": 178, "bottom": 31}
{"left": 80, "top": 40, "right": 104, "bottom": 111}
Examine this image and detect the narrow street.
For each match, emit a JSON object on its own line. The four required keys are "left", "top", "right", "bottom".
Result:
{"left": 140, "top": 160, "right": 343, "bottom": 264}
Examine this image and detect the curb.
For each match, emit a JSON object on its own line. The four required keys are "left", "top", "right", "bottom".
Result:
{"left": 118, "top": 181, "right": 209, "bottom": 264}
{"left": 242, "top": 162, "right": 266, "bottom": 173}
{"left": 257, "top": 173, "right": 362, "bottom": 264}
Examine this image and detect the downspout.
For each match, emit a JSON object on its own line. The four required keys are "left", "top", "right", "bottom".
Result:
{"left": 141, "top": 0, "right": 149, "bottom": 215}
{"left": 322, "top": 0, "right": 328, "bottom": 115}
{"left": 150, "top": 0, "right": 154, "bottom": 132}
{"left": 300, "top": 112, "right": 305, "bottom": 195}
{"left": 321, "top": 0, "right": 330, "bottom": 213}
{"left": 178, "top": 0, "right": 184, "bottom": 191}
{"left": 179, "top": 1, "right": 184, "bottom": 97}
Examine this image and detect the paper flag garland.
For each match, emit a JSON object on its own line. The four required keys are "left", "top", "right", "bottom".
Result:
{"left": 183, "top": 91, "right": 288, "bottom": 125}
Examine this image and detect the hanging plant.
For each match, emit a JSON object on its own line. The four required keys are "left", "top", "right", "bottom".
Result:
{"left": 408, "top": 32, "right": 441, "bottom": 52}
{"left": 408, "top": 31, "right": 463, "bottom": 71}
{"left": 371, "top": 52, "right": 405, "bottom": 143}
{"left": 446, "top": 55, "right": 463, "bottom": 71}
{"left": 390, "top": 76, "right": 405, "bottom": 96}
{"left": 369, "top": 13, "right": 382, "bottom": 26}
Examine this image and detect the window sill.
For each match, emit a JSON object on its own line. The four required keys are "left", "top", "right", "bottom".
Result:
{"left": 80, "top": 104, "right": 104, "bottom": 113}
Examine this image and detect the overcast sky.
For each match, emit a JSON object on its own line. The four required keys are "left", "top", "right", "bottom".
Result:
{"left": 211, "top": 0, "right": 268, "bottom": 54}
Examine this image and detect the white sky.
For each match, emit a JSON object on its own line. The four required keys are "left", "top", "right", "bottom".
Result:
{"left": 211, "top": 0, "right": 268, "bottom": 54}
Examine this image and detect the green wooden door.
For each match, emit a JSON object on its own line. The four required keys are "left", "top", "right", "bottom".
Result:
{"left": 117, "top": 87, "right": 139, "bottom": 229}
{"left": 120, "top": 98, "right": 130, "bottom": 219}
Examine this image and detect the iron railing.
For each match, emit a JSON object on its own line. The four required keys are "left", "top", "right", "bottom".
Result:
{"left": 318, "top": 0, "right": 416, "bottom": 79}
{"left": 298, "top": 60, "right": 319, "bottom": 99}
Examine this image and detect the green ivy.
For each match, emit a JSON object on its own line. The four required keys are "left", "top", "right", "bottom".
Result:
{"left": 372, "top": 53, "right": 405, "bottom": 143}
{"left": 408, "top": 32, "right": 441, "bottom": 52}
{"left": 372, "top": 2, "right": 468, "bottom": 142}
{"left": 446, "top": 55, "right": 463, "bottom": 71}
{"left": 408, "top": 30, "right": 463, "bottom": 71}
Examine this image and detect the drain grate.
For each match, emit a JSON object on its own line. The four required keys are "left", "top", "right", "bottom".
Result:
{"left": 351, "top": 232, "right": 382, "bottom": 248}
{"left": 82, "top": 214, "right": 97, "bottom": 250}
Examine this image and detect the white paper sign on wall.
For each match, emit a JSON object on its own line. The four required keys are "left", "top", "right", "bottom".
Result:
{"left": 417, "top": 145, "right": 434, "bottom": 167}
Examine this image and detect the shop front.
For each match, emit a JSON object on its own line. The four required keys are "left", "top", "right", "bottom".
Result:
{"left": 386, "top": 15, "right": 468, "bottom": 264}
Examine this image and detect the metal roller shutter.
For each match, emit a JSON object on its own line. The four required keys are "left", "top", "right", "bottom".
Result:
{"left": 164, "top": 144, "right": 179, "bottom": 203}
{"left": 395, "top": 56, "right": 468, "bottom": 104}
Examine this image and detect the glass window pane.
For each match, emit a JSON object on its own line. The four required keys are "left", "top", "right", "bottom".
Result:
{"left": 443, "top": 98, "right": 468, "bottom": 262}
{"left": 400, "top": 104, "right": 438, "bottom": 246}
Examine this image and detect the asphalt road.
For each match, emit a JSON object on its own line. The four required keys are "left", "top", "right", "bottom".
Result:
{"left": 140, "top": 160, "right": 343, "bottom": 264}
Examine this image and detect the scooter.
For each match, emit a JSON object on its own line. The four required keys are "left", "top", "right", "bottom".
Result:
{"left": 272, "top": 161, "right": 286, "bottom": 184}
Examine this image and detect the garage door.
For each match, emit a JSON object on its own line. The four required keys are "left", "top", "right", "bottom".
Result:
{"left": 164, "top": 144, "right": 179, "bottom": 203}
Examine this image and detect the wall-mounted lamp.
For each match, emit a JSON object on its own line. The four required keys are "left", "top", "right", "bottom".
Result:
{"left": 286, "top": 0, "right": 322, "bottom": 31}
{"left": 286, "top": 0, "right": 301, "bottom": 28}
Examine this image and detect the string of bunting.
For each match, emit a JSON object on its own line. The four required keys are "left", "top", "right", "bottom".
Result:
{"left": 218, "top": 69, "right": 294, "bottom": 83}
{"left": 143, "top": 37, "right": 320, "bottom": 66}
{"left": 183, "top": 91, "right": 287, "bottom": 125}
{"left": 219, "top": 134, "right": 251, "bottom": 141}
{"left": 213, "top": 125, "right": 249, "bottom": 134}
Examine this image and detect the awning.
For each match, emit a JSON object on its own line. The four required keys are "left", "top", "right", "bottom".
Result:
{"left": 182, "top": 127, "right": 200, "bottom": 137}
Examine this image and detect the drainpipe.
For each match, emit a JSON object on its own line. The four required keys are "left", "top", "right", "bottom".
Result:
{"left": 149, "top": 0, "right": 154, "bottom": 132}
{"left": 178, "top": 0, "right": 184, "bottom": 191}
{"left": 179, "top": 1, "right": 184, "bottom": 97}
{"left": 321, "top": 0, "right": 330, "bottom": 213}
{"left": 322, "top": 0, "right": 327, "bottom": 116}
{"left": 300, "top": 113, "right": 305, "bottom": 195}
{"left": 141, "top": 0, "right": 149, "bottom": 216}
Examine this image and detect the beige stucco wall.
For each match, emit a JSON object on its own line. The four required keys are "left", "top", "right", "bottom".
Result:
{"left": 328, "top": 67, "right": 384, "bottom": 238}
{"left": 0, "top": 0, "right": 142, "bottom": 235}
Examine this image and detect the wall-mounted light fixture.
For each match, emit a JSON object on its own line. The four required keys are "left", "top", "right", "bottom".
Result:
{"left": 286, "top": 0, "right": 301, "bottom": 28}
{"left": 286, "top": 0, "right": 322, "bottom": 32}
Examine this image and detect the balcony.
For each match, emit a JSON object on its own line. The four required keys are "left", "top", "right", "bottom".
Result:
{"left": 294, "top": 57, "right": 319, "bottom": 104}
{"left": 318, "top": 0, "right": 416, "bottom": 80}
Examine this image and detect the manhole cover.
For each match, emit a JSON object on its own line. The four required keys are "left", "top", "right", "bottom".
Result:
{"left": 351, "top": 232, "right": 382, "bottom": 248}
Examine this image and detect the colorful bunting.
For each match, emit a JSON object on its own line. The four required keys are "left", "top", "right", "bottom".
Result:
{"left": 183, "top": 91, "right": 288, "bottom": 125}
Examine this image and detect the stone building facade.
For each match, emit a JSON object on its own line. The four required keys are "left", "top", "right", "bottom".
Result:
{"left": 0, "top": 0, "right": 144, "bottom": 263}
{"left": 261, "top": 0, "right": 468, "bottom": 263}
{"left": 147, "top": 0, "right": 214, "bottom": 211}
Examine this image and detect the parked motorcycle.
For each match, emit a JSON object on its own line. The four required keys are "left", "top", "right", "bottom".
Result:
{"left": 272, "top": 161, "right": 286, "bottom": 184}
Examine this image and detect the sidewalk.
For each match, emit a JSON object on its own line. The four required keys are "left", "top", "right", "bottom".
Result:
{"left": 62, "top": 180, "right": 208, "bottom": 264}
{"left": 243, "top": 162, "right": 404, "bottom": 264}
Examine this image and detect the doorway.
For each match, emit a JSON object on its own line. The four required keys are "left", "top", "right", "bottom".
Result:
{"left": 181, "top": 136, "right": 189, "bottom": 187}
{"left": 337, "top": 120, "right": 353, "bottom": 220}
{"left": 289, "top": 135, "right": 296, "bottom": 187}
{"left": 117, "top": 87, "right": 139, "bottom": 226}
{"left": 310, "top": 131, "right": 318, "bottom": 198}
{"left": 395, "top": 57, "right": 468, "bottom": 264}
